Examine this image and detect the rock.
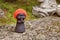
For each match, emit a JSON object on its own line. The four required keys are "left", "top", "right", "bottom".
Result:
{"left": 32, "top": 0, "right": 57, "bottom": 17}
{"left": 0, "top": 9, "right": 7, "bottom": 19}
{"left": 56, "top": 5, "right": 60, "bottom": 16}
{"left": 32, "top": 6, "right": 49, "bottom": 17}
{"left": 38, "top": 0, "right": 44, "bottom": 2}
{"left": 0, "top": 9, "right": 4, "bottom": 18}
{"left": 0, "top": 16, "right": 60, "bottom": 40}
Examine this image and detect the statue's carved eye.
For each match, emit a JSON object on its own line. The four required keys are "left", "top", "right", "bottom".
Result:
{"left": 17, "top": 15, "right": 25, "bottom": 20}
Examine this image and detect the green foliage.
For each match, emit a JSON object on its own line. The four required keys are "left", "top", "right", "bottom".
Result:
{"left": 0, "top": 0, "right": 38, "bottom": 24}
{"left": 4, "top": 0, "right": 17, "bottom": 2}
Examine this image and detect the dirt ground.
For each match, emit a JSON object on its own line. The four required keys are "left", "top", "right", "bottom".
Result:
{"left": 0, "top": 16, "right": 60, "bottom": 40}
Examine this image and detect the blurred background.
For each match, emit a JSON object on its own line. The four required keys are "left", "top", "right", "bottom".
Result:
{"left": 0, "top": 0, "right": 60, "bottom": 25}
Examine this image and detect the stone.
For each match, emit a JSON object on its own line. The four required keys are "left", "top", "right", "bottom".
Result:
{"left": 0, "top": 9, "right": 7, "bottom": 19}
{"left": 0, "top": 9, "right": 4, "bottom": 18}
{"left": 0, "top": 17, "right": 60, "bottom": 40}
{"left": 56, "top": 4, "right": 60, "bottom": 16}
{"left": 32, "top": 0, "right": 57, "bottom": 17}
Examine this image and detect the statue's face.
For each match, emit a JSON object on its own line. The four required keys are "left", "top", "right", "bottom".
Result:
{"left": 16, "top": 13, "right": 26, "bottom": 23}
{"left": 38, "top": 0, "right": 45, "bottom": 2}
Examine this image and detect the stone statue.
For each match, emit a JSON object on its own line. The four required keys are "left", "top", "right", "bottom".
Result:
{"left": 32, "top": 0, "right": 60, "bottom": 17}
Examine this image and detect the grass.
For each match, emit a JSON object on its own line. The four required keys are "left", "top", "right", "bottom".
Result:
{"left": 0, "top": 0, "right": 60, "bottom": 25}
{"left": 0, "top": 0, "right": 38, "bottom": 25}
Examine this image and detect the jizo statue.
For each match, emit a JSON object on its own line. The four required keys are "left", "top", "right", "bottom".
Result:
{"left": 14, "top": 9, "right": 27, "bottom": 33}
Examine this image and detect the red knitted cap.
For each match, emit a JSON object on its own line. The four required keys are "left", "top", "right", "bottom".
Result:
{"left": 14, "top": 8, "right": 27, "bottom": 18}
